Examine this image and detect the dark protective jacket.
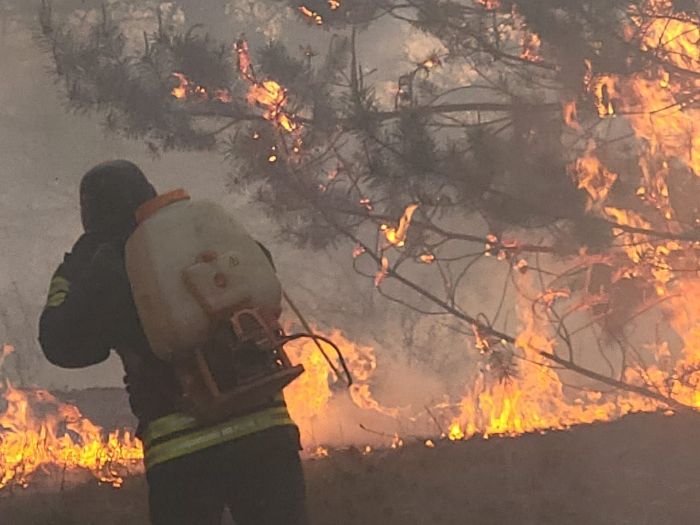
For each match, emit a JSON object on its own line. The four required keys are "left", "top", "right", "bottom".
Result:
{"left": 39, "top": 231, "right": 183, "bottom": 429}
{"left": 38, "top": 161, "right": 299, "bottom": 467}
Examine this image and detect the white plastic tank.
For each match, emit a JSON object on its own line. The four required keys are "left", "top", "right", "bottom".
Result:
{"left": 125, "top": 190, "right": 282, "bottom": 361}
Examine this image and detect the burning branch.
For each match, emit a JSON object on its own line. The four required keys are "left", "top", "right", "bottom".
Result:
{"left": 37, "top": 0, "right": 700, "bottom": 447}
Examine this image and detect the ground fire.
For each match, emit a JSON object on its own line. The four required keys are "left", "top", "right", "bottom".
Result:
{"left": 2, "top": 0, "right": 700, "bottom": 523}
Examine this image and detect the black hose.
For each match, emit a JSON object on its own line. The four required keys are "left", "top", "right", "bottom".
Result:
{"left": 282, "top": 333, "right": 353, "bottom": 387}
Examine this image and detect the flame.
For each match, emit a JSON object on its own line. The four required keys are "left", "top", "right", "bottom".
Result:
{"left": 235, "top": 40, "right": 300, "bottom": 134}
{"left": 171, "top": 72, "right": 189, "bottom": 100}
{"left": 245, "top": 81, "right": 298, "bottom": 133}
{"left": 234, "top": 39, "right": 253, "bottom": 81}
{"left": 599, "top": 1, "right": 700, "bottom": 175}
{"left": 572, "top": 142, "right": 619, "bottom": 206}
{"left": 0, "top": 382, "right": 143, "bottom": 490}
{"left": 170, "top": 72, "right": 231, "bottom": 104}
{"left": 604, "top": 207, "right": 654, "bottom": 264}
{"left": 447, "top": 274, "right": 624, "bottom": 441}
{"left": 283, "top": 330, "right": 393, "bottom": 447}
{"left": 443, "top": 0, "right": 700, "bottom": 441}
{"left": 591, "top": 75, "right": 618, "bottom": 117}
{"left": 1, "top": 328, "right": 391, "bottom": 488}
{"left": 382, "top": 203, "right": 420, "bottom": 247}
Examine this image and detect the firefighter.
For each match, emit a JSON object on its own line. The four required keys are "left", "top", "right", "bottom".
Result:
{"left": 38, "top": 160, "right": 308, "bottom": 525}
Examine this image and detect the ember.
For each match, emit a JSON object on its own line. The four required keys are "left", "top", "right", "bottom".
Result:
{"left": 170, "top": 73, "right": 231, "bottom": 104}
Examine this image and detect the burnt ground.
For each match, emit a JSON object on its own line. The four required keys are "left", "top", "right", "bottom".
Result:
{"left": 2, "top": 390, "right": 700, "bottom": 524}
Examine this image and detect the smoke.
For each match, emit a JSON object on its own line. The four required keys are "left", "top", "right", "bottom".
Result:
{"left": 0, "top": 3, "right": 529, "bottom": 447}
{"left": 0, "top": 24, "right": 230, "bottom": 388}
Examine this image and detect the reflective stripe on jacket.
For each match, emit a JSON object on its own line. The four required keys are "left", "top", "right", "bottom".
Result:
{"left": 143, "top": 405, "right": 296, "bottom": 470}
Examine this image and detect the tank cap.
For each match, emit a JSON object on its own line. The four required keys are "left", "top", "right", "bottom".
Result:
{"left": 135, "top": 189, "right": 191, "bottom": 224}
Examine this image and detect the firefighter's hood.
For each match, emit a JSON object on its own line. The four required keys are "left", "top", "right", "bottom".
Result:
{"left": 80, "top": 160, "right": 157, "bottom": 236}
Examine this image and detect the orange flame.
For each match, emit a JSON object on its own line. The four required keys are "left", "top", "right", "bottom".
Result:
{"left": 1, "top": 329, "right": 393, "bottom": 488}
{"left": 382, "top": 203, "right": 420, "bottom": 247}
{"left": 591, "top": 76, "right": 618, "bottom": 117}
{"left": 170, "top": 72, "right": 231, "bottom": 104}
{"left": 235, "top": 41, "right": 300, "bottom": 134}
{"left": 283, "top": 330, "right": 395, "bottom": 447}
{"left": 0, "top": 382, "right": 143, "bottom": 490}
{"left": 299, "top": 6, "right": 323, "bottom": 25}
{"left": 571, "top": 142, "right": 619, "bottom": 207}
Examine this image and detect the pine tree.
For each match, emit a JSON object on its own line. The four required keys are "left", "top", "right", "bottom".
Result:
{"left": 38, "top": 0, "right": 700, "bottom": 409}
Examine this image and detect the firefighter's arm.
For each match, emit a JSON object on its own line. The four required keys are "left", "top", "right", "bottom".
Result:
{"left": 38, "top": 237, "right": 116, "bottom": 368}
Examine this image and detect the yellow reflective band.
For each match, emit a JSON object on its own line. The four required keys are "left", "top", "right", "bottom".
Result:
{"left": 144, "top": 406, "right": 294, "bottom": 470}
{"left": 45, "top": 276, "right": 70, "bottom": 308}
{"left": 49, "top": 276, "right": 70, "bottom": 295}
{"left": 142, "top": 412, "right": 200, "bottom": 448}
{"left": 143, "top": 393, "right": 287, "bottom": 447}
{"left": 46, "top": 292, "right": 68, "bottom": 308}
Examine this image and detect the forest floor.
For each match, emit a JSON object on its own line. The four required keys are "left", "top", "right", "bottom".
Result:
{"left": 2, "top": 390, "right": 700, "bottom": 524}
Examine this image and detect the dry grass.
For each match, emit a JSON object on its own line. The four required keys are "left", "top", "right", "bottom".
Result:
{"left": 2, "top": 411, "right": 700, "bottom": 524}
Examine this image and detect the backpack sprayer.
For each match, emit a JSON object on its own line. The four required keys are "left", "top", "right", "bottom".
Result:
{"left": 125, "top": 190, "right": 351, "bottom": 423}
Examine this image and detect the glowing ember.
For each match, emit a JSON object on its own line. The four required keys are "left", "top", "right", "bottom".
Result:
{"left": 390, "top": 434, "right": 404, "bottom": 449}
{"left": 374, "top": 256, "right": 390, "bottom": 287}
{"left": 234, "top": 39, "right": 253, "bottom": 81}
{"left": 520, "top": 33, "right": 542, "bottom": 63}
{"left": 170, "top": 73, "right": 231, "bottom": 103}
{"left": 352, "top": 245, "right": 366, "bottom": 258}
{"left": 421, "top": 55, "right": 442, "bottom": 71}
{"left": 477, "top": 0, "right": 501, "bottom": 9}
{"left": 299, "top": 6, "right": 323, "bottom": 25}
{"left": 312, "top": 445, "right": 329, "bottom": 458}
